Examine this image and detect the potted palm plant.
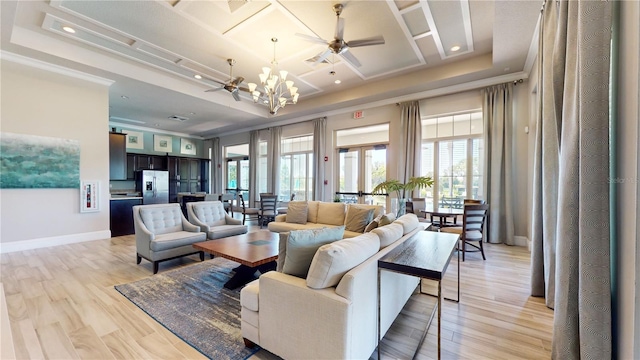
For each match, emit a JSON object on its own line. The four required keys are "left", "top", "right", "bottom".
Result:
{"left": 372, "top": 176, "right": 434, "bottom": 217}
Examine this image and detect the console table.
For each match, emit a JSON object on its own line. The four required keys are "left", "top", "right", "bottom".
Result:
{"left": 377, "top": 230, "right": 460, "bottom": 360}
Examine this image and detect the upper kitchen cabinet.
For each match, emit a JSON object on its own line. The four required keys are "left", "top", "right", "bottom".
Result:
{"left": 109, "top": 132, "right": 127, "bottom": 180}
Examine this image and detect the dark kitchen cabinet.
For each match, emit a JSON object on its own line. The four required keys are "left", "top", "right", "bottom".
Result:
{"left": 110, "top": 198, "right": 142, "bottom": 236}
{"left": 109, "top": 133, "right": 127, "bottom": 180}
{"left": 126, "top": 154, "right": 167, "bottom": 179}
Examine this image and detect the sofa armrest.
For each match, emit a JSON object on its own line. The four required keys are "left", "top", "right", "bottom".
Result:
{"left": 257, "top": 271, "right": 353, "bottom": 359}
{"left": 274, "top": 214, "right": 287, "bottom": 222}
{"left": 225, "top": 215, "right": 242, "bottom": 225}
{"left": 182, "top": 217, "right": 201, "bottom": 232}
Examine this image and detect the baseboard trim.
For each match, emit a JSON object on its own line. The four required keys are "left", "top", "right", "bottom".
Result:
{"left": 0, "top": 230, "right": 111, "bottom": 254}
{"left": 514, "top": 235, "right": 529, "bottom": 248}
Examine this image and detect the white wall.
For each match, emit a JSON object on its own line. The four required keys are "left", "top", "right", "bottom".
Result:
{"left": 0, "top": 57, "right": 111, "bottom": 252}
{"left": 617, "top": 0, "right": 639, "bottom": 357}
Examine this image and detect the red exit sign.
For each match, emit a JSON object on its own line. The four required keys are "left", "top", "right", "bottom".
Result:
{"left": 353, "top": 110, "right": 364, "bottom": 119}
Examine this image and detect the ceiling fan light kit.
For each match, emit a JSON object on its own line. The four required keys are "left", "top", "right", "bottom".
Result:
{"left": 247, "top": 38, "right": 299, "bottom": 115}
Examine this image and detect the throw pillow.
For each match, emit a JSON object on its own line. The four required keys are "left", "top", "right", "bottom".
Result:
{"left": 282, "top": 226, "right": 345, "bottom": 278}
{"left": 316, "top": 202, "right": 347, "bottom": 226}
{"left": 378, "top": 212, "right": 396, "bottom": 227}
{"left": 364, "top": 218, "right": 379, "bottom": 233}
{"left": 344, "top": 206, "right": 375, "bottom": 233}
{"left": 286, "top": 201, "right": 308, "bottom": 224}
{"left": 371, "top": 223, "right": 404, "bottom": 248}
{"left": 306, "top": 233, "right": 380, "bottom": 289}
{"left": 276, "top": 232, "right": 290, "bottom": 272}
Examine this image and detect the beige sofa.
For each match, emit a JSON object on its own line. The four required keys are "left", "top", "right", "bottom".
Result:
{"left": 241, "top": 214, "right": 424, "bottom": 359}
{"left": 267, "top": 201, "right": 385, "bottom": 238}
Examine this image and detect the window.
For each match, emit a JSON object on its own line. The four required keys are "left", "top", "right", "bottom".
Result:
{"left": 420, "top": 111, "right": 483, "bottom": 208}
{"left": 280, "top": 135, "right": 313, "bottom": 201}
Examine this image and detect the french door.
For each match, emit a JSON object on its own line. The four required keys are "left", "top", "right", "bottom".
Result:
{"left": 336, "top": 145, "right": 387, "bottom": 206}
{"left": 226, "top": 157, "right": 249, "bottom": 202}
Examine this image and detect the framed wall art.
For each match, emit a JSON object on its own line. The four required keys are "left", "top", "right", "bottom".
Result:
{"left": 181, "top": 138, "right": 196, "bottom": 155}
{"left": 125, "top": 131, "right": 144, "bottom": 149}
{"left": 153, "top": 134, "right": 173, "bottom": 152}
{"left": 81, "top": 180, "right": 100, "bottom": 213}
{"left": 0, "top": 132, "right": 80, "bottom": 189}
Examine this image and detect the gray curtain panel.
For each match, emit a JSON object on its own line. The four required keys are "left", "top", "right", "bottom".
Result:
{"left": 531, "top": 0, "right": 612, "bottom": 358}
{"left": 399, "top": 101, "right": 422, "bottom": 196}
{"left": 211, "top": 137, "right": 222, "bottom": 194}
{"left": 482, "top": 83, "right": 515, "bottom": 245}
{"left": 268, "top": 126, "right": 281, "bottom": 196}
{"left": 249, "top": 130, "right": 259, "bottom": 206}
{"left": 313, "top": 117, "right": 326, "bottom": 201}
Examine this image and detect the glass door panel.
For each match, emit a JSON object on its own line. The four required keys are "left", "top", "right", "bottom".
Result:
{"left": 337, "top": 146, "right": 386, "bottom": 205}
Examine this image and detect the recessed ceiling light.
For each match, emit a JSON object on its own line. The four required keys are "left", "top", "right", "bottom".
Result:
{"left": 189, "top": 112, "right": 196, "bottom": 115}
{"left": 121, "top": 95, "right": 129, "bottom": 100}
{"left": 334, "top": 79, "right": 341, "bottom": 84}
{"left": 450, "top": 45, "right": 461, "bottom": 52}
{"left": 154, "top": 123, "right": 161, "bottom": 127}
{"left": 62, "top": 26, "right": 76, "bottom": 34}
{"left": 194, "top": 74, "right": 202, "bottom": 79}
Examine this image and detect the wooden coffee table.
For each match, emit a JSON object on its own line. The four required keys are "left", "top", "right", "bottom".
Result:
{"left": 193, "top": 231, "right": 279, "bottom": 289}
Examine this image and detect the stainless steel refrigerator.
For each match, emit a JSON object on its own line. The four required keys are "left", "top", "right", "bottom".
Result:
{"left": 136, "top": 170, "right": 169, "bottom": 204}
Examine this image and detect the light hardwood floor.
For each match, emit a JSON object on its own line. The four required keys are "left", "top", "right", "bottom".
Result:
{"left": 1, "top": 226, "right": 553, "bottom": 359}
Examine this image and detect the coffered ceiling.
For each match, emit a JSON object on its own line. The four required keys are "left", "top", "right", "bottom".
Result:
{"left": 1, "top": 0, "right": 542, "bottom": 138}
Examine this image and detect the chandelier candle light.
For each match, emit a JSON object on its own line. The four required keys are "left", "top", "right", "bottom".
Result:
{"left": 248, "top": 38, "right": 299, "bottom": 115}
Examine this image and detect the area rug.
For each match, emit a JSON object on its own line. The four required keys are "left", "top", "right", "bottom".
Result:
{"left": 115, "top": 257, "right": 259, "bottom": 360}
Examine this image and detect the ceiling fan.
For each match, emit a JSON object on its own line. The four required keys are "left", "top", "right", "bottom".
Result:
{"left": 296, "top": 3, "right": 385, "bottom": 67}
{"left": 204, "top": 58, "right": 250, "bottom": 101}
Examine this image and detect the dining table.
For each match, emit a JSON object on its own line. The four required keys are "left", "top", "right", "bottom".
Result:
{"left": 419, "top": 207, "right": 464, "bottom": 230}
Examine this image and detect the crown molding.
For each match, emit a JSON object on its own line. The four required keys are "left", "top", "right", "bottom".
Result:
{"left": 0, "top": 51, "right": 114, "bottom": 87}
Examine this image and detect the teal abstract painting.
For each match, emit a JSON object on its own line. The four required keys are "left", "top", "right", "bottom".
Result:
{"left": 0, "top": 132, "right": 80, "bottom": 189}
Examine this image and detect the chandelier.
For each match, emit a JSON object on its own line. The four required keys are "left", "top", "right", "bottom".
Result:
{"left": 248, "top": 38, "right": 299, "bottom": 115}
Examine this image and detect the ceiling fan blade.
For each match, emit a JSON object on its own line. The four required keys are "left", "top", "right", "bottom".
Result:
{"left": 347, "top": 36, "right": 385, "bottom": 48}
{"left": 231, "top": 90, "right": 241, "bottom": 102}
{"left": 335, "top": 17, "right": 345, "bottom": 40}
{"left": 295, "top": 33, "right": 329, "bottom": 45}
{"left": 314, "top": 49, "right": 333, "bottom": 66}
{"left": 232, "top": 76, "right": 245, "bottom": 86}
{"left": 340, "top": 49, "right": 362, "bottom": 67}
{"left": 205, "top": 86, "right": 224, "bottom": 92}
{"left": 238, "top": 86, "right": 251, "bottom": 93}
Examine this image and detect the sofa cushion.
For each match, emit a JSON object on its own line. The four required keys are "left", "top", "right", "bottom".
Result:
{"left": 378, "top": 212, "right": 396, "bottom": 226}
{"left": 307, "top": 201, "right": 320, "bottom": 223}
{"left": 268, "top": 221, "right": 329, "bottom": 233}
{"left": 350, "top": 204, "right": 385, "bottom": 219}
{"left": 282, "top": 226, "right": 345, "bottom": 278}
{"left": 394, "top": 214, "right": 420, "bottom": 235}
{"left": 190, "top": 201, "right": 226, "bottom": 227}
{"left": 150, "top": 231, "right": 207, "bottom": 252}
{"left": 344, "top": 206, "right": 375, "bottom": 233}
{"left": 371, "top": 223, "right": 404, "bottom": 249}
{"left": 286, "top": 201, "right": 308, "bottom": 224}
{"left": 306, "top": 233, "right": 380, "bottom": 289}
{"left": 140, "top": 206, "right": 184, "bottom": 234}
{"left": 206, "top": 224, "right": 248, "bottom": 239}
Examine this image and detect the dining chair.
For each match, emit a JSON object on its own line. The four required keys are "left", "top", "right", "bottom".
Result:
{"left": 238, "top": 194, "right": 260, "bottom": 225}
{"left": 220, "top": 193, "right": 235, "bottom": 216}
{"left": 258, "top": 194, "right": 278, "bottom": 228}
{"left": 441, "top": 203, "right": 489, "bottom": 261}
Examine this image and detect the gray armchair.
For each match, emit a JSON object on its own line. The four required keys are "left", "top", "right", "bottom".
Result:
{"left": 187, "top": 201, "right": 248, "bottom": 239}
{"left": 133, "top": 203, "right": 207, "bottom": 274}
